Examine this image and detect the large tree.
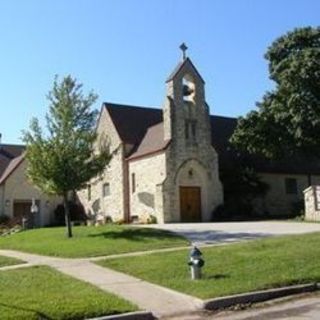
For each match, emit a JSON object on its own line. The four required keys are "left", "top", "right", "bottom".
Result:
{"left": 231, "top": 27, "right": 320, "bottom": 159}
{"left": 23, "top": 76, "right": 111, "bottom": 238}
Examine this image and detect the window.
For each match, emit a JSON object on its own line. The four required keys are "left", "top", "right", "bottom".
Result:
{"left": 285, "top": 178, "right": 298, "bottom": 195}
{"left": 102, "top": 183, "right": 110, "bottom": 197}
{"left": 185, "top": 121, "right": 189, "bottom": 139}
{"left": 87, "top": 185, "right": 91, "bottom": 201}
{"left": 132, "top": 173, "right": 136, "bottom": 193}
{"left": 191, "top": 121, "right": 197, "bottom": 138}
{"left": 185, "top": 120, "right": 196, "bottom": 140}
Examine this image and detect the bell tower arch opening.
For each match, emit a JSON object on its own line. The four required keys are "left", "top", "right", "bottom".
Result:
{"left": 182, "top": 74, "right": 196, "bottom": 104}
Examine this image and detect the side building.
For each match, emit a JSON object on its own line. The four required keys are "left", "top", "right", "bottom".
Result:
{"left": 0, "top": 143, "right": 61, "bottom": 226}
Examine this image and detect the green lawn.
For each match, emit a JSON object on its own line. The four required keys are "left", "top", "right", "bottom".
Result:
{"left": 98, "top": 232, "right": 320, "bottom": 299}
{"left": 0, "top": 255, "right": 24, "bottom": 267}
{"left": 0, "top": 266, "right": 136, "bottom": 319}
{"left": 0, "top": 225, "right": 188, "bottom": 258}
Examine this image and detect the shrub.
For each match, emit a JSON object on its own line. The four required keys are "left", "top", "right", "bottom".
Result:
{"left": 54, "top": 202, "right": 87, "bottom": 226}
{"left": 0, "top": 215, "right": 10, "bottom": 225}
{"left": 147, "top": 215, "right": 157, "bottom": 224}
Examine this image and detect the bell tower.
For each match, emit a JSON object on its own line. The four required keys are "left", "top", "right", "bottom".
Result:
{"left": 163, "top": 44, "right": 210, "bottom": 148}
{"left": 161, "top": 45, "right": 223, "bottom": 223}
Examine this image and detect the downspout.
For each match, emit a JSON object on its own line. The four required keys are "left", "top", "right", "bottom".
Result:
{"left": 123, "top": 155, "right": 130, "bottom": 223}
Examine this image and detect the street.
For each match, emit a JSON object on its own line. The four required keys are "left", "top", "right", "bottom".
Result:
{"left": 164, "top": 293, "right": 320, "bottom": 320}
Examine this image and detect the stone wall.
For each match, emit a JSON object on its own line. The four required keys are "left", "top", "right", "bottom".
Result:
{"left": 77, "top": 107, "right": 125, "bottom": 222}
{"left": 1, "top": 160, "right": 61, "bottom": 226}
{"left": 304, "top": 186, "right": 320, "bottom": 221}
{"left": 128, "top": 152, "right": 166, "bottom": 223}
{"left": 252, "top": 173, "right": 320, "bottom": 216}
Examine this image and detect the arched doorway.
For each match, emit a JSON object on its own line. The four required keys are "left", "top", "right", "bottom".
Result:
{"left": 175, "top": 159, "right": 208, "bottom": 222}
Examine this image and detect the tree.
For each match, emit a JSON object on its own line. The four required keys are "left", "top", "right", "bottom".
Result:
{"left": 23, "top": 75, "right": 111, "bottom": 238}
{"left": 231, "top": 27, "right": 320, "bottom": 159}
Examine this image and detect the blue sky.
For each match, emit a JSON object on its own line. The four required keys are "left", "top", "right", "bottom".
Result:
{"left": 0, "top": 0, "right": 319, "bottom": 144}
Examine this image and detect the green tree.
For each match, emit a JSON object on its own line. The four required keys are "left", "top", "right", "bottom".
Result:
{"left": 231, "top": 27, "right": 320, "bottom": 159}
{"left": 23, "top": 76, "right": 111, "bottom": 238}
{"left": 215, "top": 165, "right": 269, "bottom": 220}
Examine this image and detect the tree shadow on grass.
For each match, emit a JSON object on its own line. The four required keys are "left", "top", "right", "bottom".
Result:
{"left": 88, "top": 228, "right": 183, "bottom": 242}
{"left": 0, "top": 302, "right": 53, "bottom": 320}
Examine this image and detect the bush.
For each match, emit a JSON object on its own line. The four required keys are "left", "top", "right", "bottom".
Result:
{"left": 0, "top": 215, "right": 10, "bottom": 225}
{"left": 147, "top": 215, "right": 157, "bottom": 224}
{"left": 54, "top": 202, "right": 87, "bottom": 226}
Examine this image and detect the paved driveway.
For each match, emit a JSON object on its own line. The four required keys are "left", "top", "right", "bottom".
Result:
{"left": 145, "top": 221, "right": 320, "bottom": 246}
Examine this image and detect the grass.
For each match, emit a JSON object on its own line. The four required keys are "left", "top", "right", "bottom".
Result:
{"left": 98, "top": 232, "right": 320, "bottom": 299}
{"left": 0, "top": 255, "right": 24, "bottom": 267}
{"left": 0, "top": 265, "right": 136, "bottom": 319}
{"left": 0, "top": 225, "right": 188, "bottom": 258}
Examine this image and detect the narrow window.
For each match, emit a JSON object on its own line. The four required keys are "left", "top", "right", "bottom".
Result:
{"left": 191, "top": 121, "right": 196, "bottom": 138}
{"left": 132, "top": 173, "right": 136, "bottom": 193}
{"left": 285, "top": 178, "right": 298, "bottom": 195}
{"left": 87, "top": 185, "right": 91, "bottom": 201}
{"left": 102, "top": 183, "right": 110, "bottom": 197}
{"left": 185, "top": 121, "right": 189, "bottom": 139}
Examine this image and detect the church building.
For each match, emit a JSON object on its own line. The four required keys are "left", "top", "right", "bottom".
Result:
{"left": 78, "top": 51, "right": 224, "bottom": 223}
{"left": 77, "top": 47, "right": 320, "bottom": 224}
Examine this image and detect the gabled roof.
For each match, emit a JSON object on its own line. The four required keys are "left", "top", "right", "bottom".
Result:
{"left": 166, "top": 57, "right": 205, "bottom": 84}
{"left": 106, "top": 103, "right": 320, "bottom": 175}
{"left": 128, "top": 123, "right": 170, "bottom": 160}
{"left": 0, "top": 144, "right": 25, "bottom": 185}
{"left": 105, "top": 102, "right": 162, "bottom": 146}
{"left": 0, "top": 153, "right": 25, "bottom": 185}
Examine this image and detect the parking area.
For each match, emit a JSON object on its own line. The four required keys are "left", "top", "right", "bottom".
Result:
{"left": 146, "top": 221, "right": 320, "bottom": 246}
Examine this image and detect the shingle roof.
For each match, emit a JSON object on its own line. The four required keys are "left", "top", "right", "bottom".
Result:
{"left": 0, "top": 144, "right": 25, "bottom": 178}
{"left": 0, "top": 153, "right": 25, "bottom": 185}
{"left": 106, "top": 103, "right": 320, "bottom": 175}
{"left": 128, "top": 123, "right": 170, "bottom": 160}
{"left": 105, "top": 103, "right": 162, "bottom": 146}
{"left": 166, "top": 58, "right": 205, "bottom": 84}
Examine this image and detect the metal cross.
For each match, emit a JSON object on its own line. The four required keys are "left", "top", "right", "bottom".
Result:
{"left": 180, "top": 43, "right": 188, "bottom": 60}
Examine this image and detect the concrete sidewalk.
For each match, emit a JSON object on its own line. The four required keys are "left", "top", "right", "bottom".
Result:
{"left": 0, "top": 249, "right": 202, "bottom": 317}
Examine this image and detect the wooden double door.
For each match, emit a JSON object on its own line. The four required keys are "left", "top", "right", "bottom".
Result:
{"left": 13, "top": 201, "right": 37, "bottom": 227}
{"left": 180, "top": 186, "right": 202, "bottom": 222}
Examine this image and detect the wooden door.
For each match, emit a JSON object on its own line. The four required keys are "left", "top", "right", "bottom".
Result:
{"left": 180, "top": 187, "right": 201, "bottom": 222}
{"left": 13, "top": 201, "right": 34, "bottom": 227}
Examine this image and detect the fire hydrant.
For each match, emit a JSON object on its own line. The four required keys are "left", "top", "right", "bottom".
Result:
{"left": 188, "top": 246, "right": 204, "bottom": 280}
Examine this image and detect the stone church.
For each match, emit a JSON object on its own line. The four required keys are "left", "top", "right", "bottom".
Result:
{"left": 78, "top": 54, "right": 224, "bottom": 223}
{"left": 77, "top": 51, "right": 320, "bottom": 223}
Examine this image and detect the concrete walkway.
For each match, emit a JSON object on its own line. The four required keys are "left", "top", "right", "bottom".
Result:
{"left": 0, "top": 249, "right": 202, "bottom": 318}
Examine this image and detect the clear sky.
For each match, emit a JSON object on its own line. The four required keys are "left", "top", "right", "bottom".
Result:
{"left": 0, "top": 0, "right": 319, "bottom": 144}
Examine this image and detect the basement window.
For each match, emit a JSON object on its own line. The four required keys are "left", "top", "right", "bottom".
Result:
{"left": 285, "top": 178, "right": 298, "bottom": 195}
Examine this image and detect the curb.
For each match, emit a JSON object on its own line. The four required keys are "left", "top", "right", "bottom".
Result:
{"left": 203, "top": 283, "right": 318, "bottom": 310}
{"left": 87, "top": 311, "right": 155, "bottom": 320}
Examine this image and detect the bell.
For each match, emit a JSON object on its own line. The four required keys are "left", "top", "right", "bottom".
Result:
{"left": 183, "top": 85, "right": 194, "bottom": 96}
